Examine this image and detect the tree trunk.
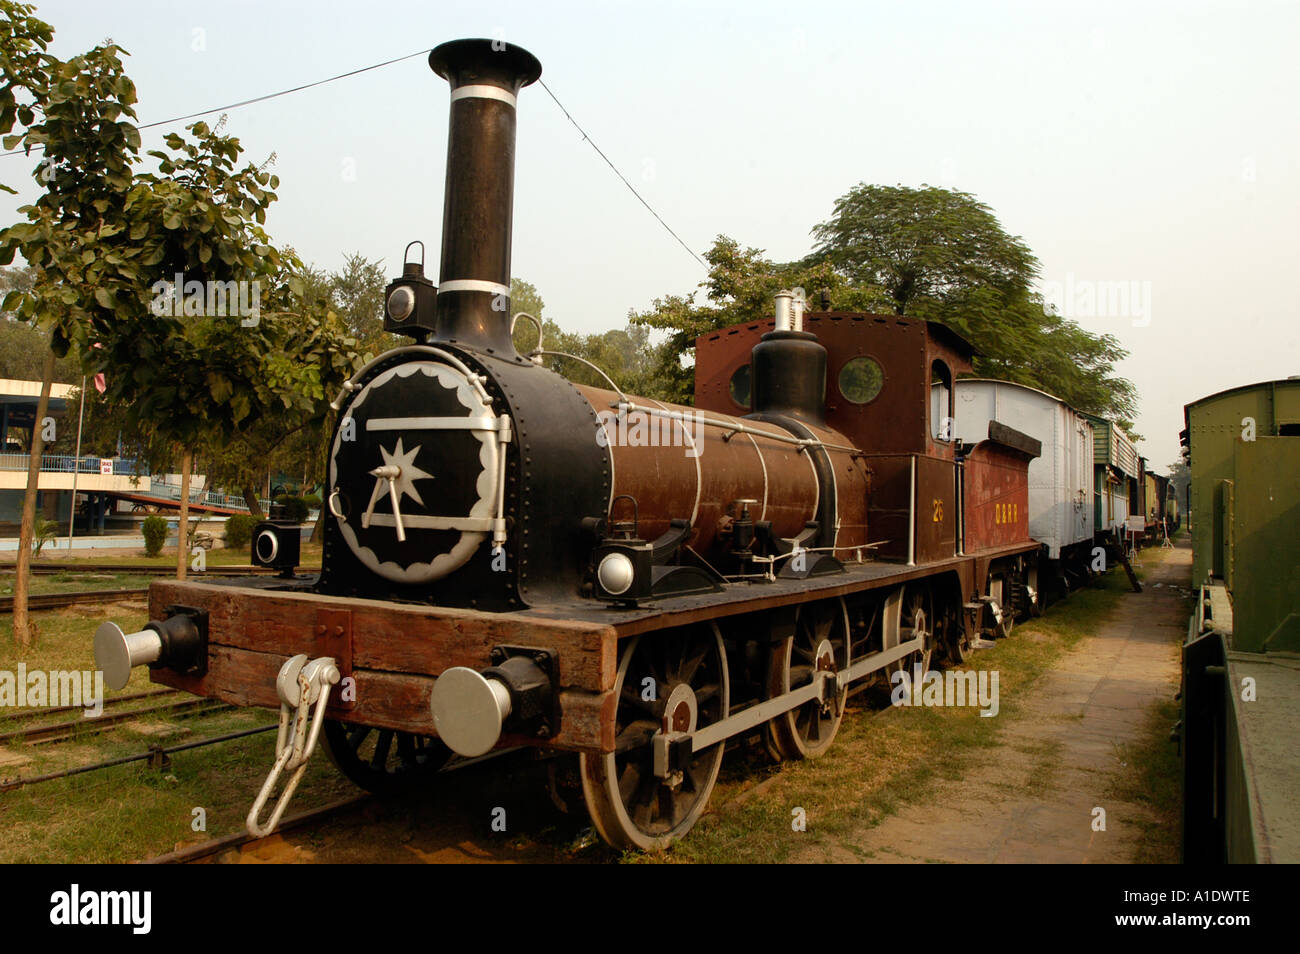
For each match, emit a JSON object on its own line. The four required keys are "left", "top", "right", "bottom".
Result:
{"left": 310, "top": 503, "right": 325, "bottom": 544}
{"left": 175, "top": 448, "right": 192, "bottom": 580}
{"left": 242, "top": 484, "right": 263, "bottom": 519}
{"left": 13, "top": 348, "right": 57, "bottom": 647}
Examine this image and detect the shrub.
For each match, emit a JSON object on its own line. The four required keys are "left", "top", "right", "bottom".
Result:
{"left": 302, "top": 494, "right": 322, "bottom": 511}
{"left": 225, "top": 513, "right": 257, "bottom": 549}
{"left": 142, "top": 515, "right": 168, "bottom": 557}
{"left": 274, "top": 494, "right": 310, "bottom": 524}
{"left": 32, "top": 519, "right": 59, "bottom": 557}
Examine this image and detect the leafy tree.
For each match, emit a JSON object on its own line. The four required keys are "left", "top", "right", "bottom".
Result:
{"left": 804, "top": 184, "right": 1136, "bottom": 420}
{"left": 507, "top": 277, "right": 674, "bottom": 400}
{"left": 1167, "top": 459, "right": 1190, "bottom": 513}
{"left": 1, "top": 16, "right": 362, "bottom": 637}
{"left": 196, "top": 255, "right": 379, "bottom": 522}
{"left": 0, "top": 16, "right": 129, "bottom": 645}
{"left": 0, "top": 1, "right": 52, "bottom": 193}
{"left": 0, "top": 317, "right": 79, "bottom": 383}
{"left": 630, "top": 236, "right": 885, "bottom": 403}
{"left": 809, "top": 184, "right": 1038, "bottom": 314}
{"left": 330, "top": 252, "right": 388, "bottom": 350}
{"left": 907, "top": 284, "right": 1139, "bottom": 422}
{"left": 635, "top": 183, "right": 1137, "bottom": 422}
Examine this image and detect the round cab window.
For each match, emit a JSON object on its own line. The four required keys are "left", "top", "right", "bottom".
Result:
{"left": 838, "top": 356, "right": 884, "bottom": 405}
{"left": 729, "top": 365, "right": 751, "bottom": 408}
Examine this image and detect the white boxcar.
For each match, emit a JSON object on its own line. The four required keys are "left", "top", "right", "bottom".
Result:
{"left": 953, "top": 379, "right": 1094, "bottom": 559}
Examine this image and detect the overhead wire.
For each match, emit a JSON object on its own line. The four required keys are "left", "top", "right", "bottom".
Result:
{"left": 1, "top": 45, "right": 707, "bottom": 269}
{"left": 537, "top": 78, "right": 707, "bottom": 269}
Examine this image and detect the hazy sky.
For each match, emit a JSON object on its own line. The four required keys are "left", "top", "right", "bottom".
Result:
{"left": 3, "top": 0, "right": 1297, "bottom": 470}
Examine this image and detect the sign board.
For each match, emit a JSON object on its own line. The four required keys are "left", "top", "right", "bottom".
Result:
{"left": 1126, "top": 515, "right": 1145, "bottom": 535}
{"left": 100, "top": 458, "right": 113, "bottom": 475}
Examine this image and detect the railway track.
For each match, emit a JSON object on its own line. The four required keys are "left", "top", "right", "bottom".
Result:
{"left": 0, "top": 696, "right": 232, "bottom": 746}
{"left": 145, "top": 796, "right": 370, "bottom": 864}
{"left": 1, "top": 563, "right": 295, "bottom": 576}
{"left": 0, "top": 588, "right": 148, "bottom": 613}
{"left": 147, "top": 747, "right": 533, "bottom": 864}
{"left": 0, "top": 686, "right": 177, "bottom": 724}
{"left": 0, "top": 723, "right": 279, "bottom": 794}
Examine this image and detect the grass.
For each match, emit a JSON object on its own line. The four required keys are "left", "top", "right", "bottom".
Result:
{"left": 1, "top": 572, "right": 159, "bottom": 597}
{"left": 1, "top": 541, "right": 323, "bottom": 569}
{"left": 636, "top": 555, "right": 1174, "bottom": 864}
{"left": 1104, "top": 697, "right": 1182, "bottom": 863}
{"left": 0, "top": 605, "right": 357, "bottom": 863}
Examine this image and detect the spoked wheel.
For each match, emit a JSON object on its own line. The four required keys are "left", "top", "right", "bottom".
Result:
{"left": 942, "top": 597, "right": 974, "bottom": 666}
{"left": 580, "top": 623, "right": 730, "bottom": 851}
{"left": 321, "top": 720, "right": 452, "bottom": 795}
{"left": 766, "top": 597, "right": 850, "bottom": 760}
{"left": 1025, "top": 564, "right": 1042, "bottom": 618}
{"left": 884, "top": 584, "right": 934, "bottom": 691}
{"left": 987, "top": 574, "right": 1015, "bottom": 638}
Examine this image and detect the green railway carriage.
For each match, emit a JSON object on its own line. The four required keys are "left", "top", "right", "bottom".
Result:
{"left": 1180, "top": 378, "right": 1300, "bottom": 863}
{"left": 1083, "top": 414, "right": 1141, "bottom": 537}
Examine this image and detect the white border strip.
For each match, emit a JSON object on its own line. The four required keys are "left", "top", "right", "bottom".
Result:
{"left": 450, "top": 85, "right": 517, "bottom": 107}
{"left": 438, "top": 279, "right": 511, "bottom": 297}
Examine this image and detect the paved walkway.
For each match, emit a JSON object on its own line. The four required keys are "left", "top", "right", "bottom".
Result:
{"left": 812, "top": 540, "right": 1191, "bottom": 863}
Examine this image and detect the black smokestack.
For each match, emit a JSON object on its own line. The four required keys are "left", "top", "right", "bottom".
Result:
{"left": 428, "top": 38, "right": 541, "bottom": 358}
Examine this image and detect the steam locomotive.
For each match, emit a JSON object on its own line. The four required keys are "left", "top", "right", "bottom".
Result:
{"left": 92, "top": 38, "right": 1053, "bottom": 850}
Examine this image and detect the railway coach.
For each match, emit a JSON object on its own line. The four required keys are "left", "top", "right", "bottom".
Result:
{"left": 1180, "top": 377, "right": 1300, "bottom": 863}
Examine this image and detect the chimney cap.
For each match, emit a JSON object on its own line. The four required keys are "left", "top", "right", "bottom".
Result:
{"left": 429, "top": 38, "right": 542, "bottom": 91}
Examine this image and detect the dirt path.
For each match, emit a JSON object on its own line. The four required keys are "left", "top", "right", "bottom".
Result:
{"left": 796, "top": 540, "right": 1192, "bottom": 864}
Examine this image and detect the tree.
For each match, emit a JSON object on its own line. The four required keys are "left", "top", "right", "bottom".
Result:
{"left": 1, "top": 268, "right": 83, "bottom": 384}
{"left": 907, "top": 283, "right": 1139, "bottom": 422}
{"left": 0, "top": 318, "right": 79, "bottom": 384}
{"left": 634, "top": 181, "right": 1138, "bottom": 422}
{"left": 809, "top": 183, "right": 1038, "bottom": 315}
{"left": 0, "top": 2, "right": 52, "bottom": 191}
{"left": 631, "top": 236, "right": 885, "bottom": 403}
{"left": 1, "top": 18, "right": 362, "bottom": 607}
{"left": 1167, "top": 459, "right": 1190, "bottom": 514}
{"left": 805, "top": 183, "right": 1137, "bottom": 421}
{"left": 193, "top": 253, "right": 383, "bottom": 526}
{"left": 0, "top": 9, "right": 123, "bottom": 645}
{"left": 330, "top": 252, "right": 388, "bottom": 350}
{"left": 506, "top": 277, "right": 678, "bottom": 401}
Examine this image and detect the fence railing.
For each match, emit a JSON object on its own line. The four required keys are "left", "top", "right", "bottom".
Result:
{"left": 0, "top": 453, "right": 143, "bottom": 476}
{"left": 143, "top": 475, "right": 272, "bottom": 512}
{"left": 0, "top": 454, "right": 269, "bottom": 513}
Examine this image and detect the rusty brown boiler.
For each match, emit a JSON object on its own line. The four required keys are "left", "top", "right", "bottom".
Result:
{"left": 572, "top": 383, "right": 870, "bottom": 581}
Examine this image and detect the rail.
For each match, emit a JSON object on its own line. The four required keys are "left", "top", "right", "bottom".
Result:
{"left": 143, "top": 475, "right": 273, "bottom": 512}
{"left": 0, "top": 454, "right": 274, "bottom": 512}
{"left": 0, "top": 453, "right": 144, "bottom": 476}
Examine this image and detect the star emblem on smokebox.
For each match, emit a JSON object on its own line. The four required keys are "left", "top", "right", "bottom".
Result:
{"left": 361, "top": 437, "right": 435, "bottom": 539}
